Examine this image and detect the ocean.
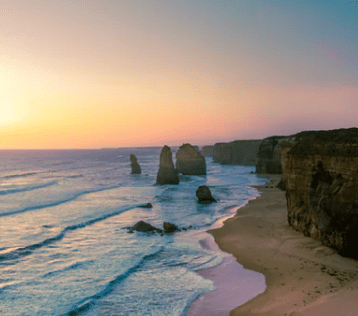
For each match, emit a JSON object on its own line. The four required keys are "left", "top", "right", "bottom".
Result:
{"left": 0, "top": 148, "right": 266, "bottom": 316}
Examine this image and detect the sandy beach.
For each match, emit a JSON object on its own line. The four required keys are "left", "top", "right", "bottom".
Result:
{"left": 190, "top": 174, "right": 358, "bottom": 316}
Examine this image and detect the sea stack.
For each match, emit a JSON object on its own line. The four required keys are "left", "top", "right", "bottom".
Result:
{"left": 281, "top": 128, "right": 358, "bottom": 259}
{"left": 130, "top": 154, "right": 141, "bottom": 174}
{"left": 156, "top": 145, "right": 179, "bottom": 185}
{"left": 176, "top": 143, "right": 206, "bottom": 175}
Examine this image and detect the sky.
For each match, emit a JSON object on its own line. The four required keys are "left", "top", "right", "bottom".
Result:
{"left": 1, "top": 0, "right": 357, "bottom": 149}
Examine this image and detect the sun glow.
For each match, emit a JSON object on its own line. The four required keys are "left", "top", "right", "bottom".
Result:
{"left": 0, "top": 100, "right": 17, "bottom": 125}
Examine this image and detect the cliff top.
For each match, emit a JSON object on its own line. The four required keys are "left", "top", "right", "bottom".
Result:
{"left": 287, "top": 128, "right": 358, "bottom": 157}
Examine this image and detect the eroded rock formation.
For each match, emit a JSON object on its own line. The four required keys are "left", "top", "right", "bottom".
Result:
{"left": 156, "top": 145, "right": 179, "bottom": 185}
{"left": 130, "top": 154, "right": 141, "bottom": 174}
{"left": 256, "top": 136, "right": 288, "bottom": 174}
{"left": 196, "top": 185, "right": 216, "bottom": 203}
{"left": 176, "top": 143, "right": 206, "bottom": 175}
{"left": 213, "top": 140, "right": 261, "bottom": 165}
{"left": 281, "top": 128, "right": 358, "bottom": 259}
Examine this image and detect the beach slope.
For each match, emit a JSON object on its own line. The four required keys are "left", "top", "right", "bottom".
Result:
{"left": 210, "top": 175, "right": 358, "bottom": 316}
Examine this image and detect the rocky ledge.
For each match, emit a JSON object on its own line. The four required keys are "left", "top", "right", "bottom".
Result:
{"left": 281, "top": 128, "right": 358, "bottom": 259}
{"left": 176, "top": 143, "right": 206, "bottom": 175}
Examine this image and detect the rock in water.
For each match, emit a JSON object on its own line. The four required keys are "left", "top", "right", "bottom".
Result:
{"left": 163, "top": 222, "right": 179, "bottom": 233}
{"left": 129, "top": 221, "right": 159, "bottom": 233}
{"left": 156, "top": 145, "right": 179, "bottom": 185}
{"left": 139, "top": 203, "right": 153, "bottom": 208}
{"left": 176, "top": 143, "right": 206, "bottom": 175}
{"left": 196, "top": 185, "right": 216, "bottom": 203}
{"left": 281, "top": 128, "right": 358, "bottom": 259}
{"left": 130, "top": 154, "right": 141, "bottom": 174}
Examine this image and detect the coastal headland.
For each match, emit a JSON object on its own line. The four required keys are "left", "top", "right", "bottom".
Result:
{"left": 207, "top": 175, "right": 358, "bottom": 315}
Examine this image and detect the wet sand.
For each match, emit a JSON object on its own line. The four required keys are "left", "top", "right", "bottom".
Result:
{"left": 189, "top": 174, "right": 358, "bottom": 315}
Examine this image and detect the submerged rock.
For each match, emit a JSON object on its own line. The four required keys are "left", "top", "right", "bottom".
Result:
{"left": 127, "top": 220, "right": 182, "bottom": 234}
{"left": 156, "top": 145, "right": 179, "bottom": 185}
{"left": 130, "top": 154, "right": 141, "bottom": 174}
{"left": 163, "top": 222, "right": 179, "bottom": 233}
{"left": 139, "top": 203, "right": 153, "bottom": 208}
{"left": 128, "top": 221, "right": 161, "bottom": 233}
{"left": 196, "top": 185, "right": 216, "bottom": 203}
{"left": 176, "top": 143, "right": 206, "bottom": 175}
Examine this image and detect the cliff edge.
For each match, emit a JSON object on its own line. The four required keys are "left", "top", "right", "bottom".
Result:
{"left": 281, "top": 128, "right": 358, "bottom": 259}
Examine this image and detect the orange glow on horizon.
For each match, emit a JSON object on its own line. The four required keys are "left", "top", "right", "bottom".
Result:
{"left": 1, "top": 1, "right": 357, "bottom": 149}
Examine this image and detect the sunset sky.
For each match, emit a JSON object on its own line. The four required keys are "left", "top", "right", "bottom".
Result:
{"left": 1, "top": 0, "right": 357, "bottom": 149}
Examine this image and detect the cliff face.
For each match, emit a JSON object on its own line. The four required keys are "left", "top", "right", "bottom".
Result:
{"left": 213, "top": 140, "right": 261, "bottom": 165}
{"left": 256, "top": 136, "right": 288, "bottom": 174}
{"left": 201, "top": 145, "right": 214, "bottom": 157}
{"left": 176, "top": 143, "right": 206, "bottom": 175}
{"left": 281, "top": 128, "right": 358, "bottom": 259}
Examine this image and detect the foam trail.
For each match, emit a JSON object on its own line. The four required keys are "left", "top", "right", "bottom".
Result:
{"left": 0, "top": 203, "right": 149, "bottom": 263}
{"left": 63, "top": 247, "right": 164, "bottom": 316}
{"left": 0, "top": 185, "right": 120, "bottom": 218}
{"left": 0, "top": 181, "right": 57, "bottom": 196}
{"left": 1, "top": 172, "right": 40, "bottom": 179}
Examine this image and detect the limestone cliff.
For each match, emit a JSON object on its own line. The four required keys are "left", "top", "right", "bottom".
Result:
{"left": 176, "top": 143, "right": 206, "bottom": 175}
{"left": 201, "top": 145, "right": 214, "bottom": 157}
{"left": 156, "top": 145, "right": 179, "bottom": 185}
{"left": 213, "top": 140, "right": 261, "bottom": 165}
{"left": 256, "top": 136, "right": 288, "bottom": 174}
{"left": 281, "top": 128, "right": 358, "bottom": 259}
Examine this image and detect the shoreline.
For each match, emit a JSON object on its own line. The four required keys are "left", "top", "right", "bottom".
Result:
{"left": 186, "top": 233, "right": 265, "bottom": 316}
{"left": 186, "top": 182, "right": 267, "bottom": 316}
{"left": 190, "top": 174, "right": 358, "bottom": 315}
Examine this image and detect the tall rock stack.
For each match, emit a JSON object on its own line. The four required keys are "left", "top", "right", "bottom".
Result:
{"left": 176, "top": 143, "right": 206, "bottom": 175}
{"left": 281, "top": 128, "right": 358, "bottom": 259}
{"left": 156, "top": 145, "right": 179, "bottom": 185}
{"left": 130, "top": 154, "right": 141, "bottom": 174}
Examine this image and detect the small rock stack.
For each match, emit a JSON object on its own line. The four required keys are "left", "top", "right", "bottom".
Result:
{"left": 130, "top": 154, "right": 141, "bottom": 174}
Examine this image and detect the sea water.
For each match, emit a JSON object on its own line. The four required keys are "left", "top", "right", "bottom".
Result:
{"left": 0, "top": 148, "right": 267, "bottom": 316}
